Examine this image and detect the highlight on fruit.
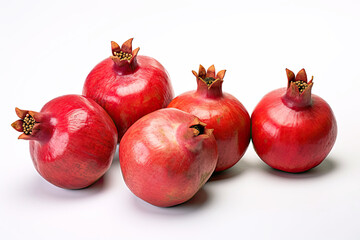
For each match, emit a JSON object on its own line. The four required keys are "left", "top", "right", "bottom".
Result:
{"left": 11, "top": 36, "right": 339, "bottom": 207}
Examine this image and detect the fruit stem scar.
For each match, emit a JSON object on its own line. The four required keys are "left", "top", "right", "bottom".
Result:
{"left": 190, "top": 124, "right": 205, "bottom": 136}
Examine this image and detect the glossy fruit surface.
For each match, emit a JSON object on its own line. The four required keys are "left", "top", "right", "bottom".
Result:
{"left": 168, "top": 65, "right": 250, "bottom": 172}
{"left": 83, "top": 38, "right": 174, "bottom": 141}
{"left": 251, "top": 69, "right": 337, "bottom": 173}
{"left": 11, "top": 95, "right": 118, "bottom": 189}
{"left": 119, "top": 108, "right": 218, "bottom": 207}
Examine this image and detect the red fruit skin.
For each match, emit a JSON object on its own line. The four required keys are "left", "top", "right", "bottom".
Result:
{"left": 251, "top": 70, "right": 337, "bottom": 173}
{"left": 16, "top": 95, "right": 118, "bottom": 189}
{"left": 119, "top": 108, "right": 218, "bottom": 207}
{"left": 169, "top": 92, "right": 250, "bottom": 172}
{"left": 83, "top": 43, "right": 174, "bottom": 140}
{"left": 168, "top": 65, "right": 251, "bottom": 172}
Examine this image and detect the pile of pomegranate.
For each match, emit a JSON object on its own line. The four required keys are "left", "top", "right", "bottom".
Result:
{"left": 12, "top": 38, "right": 337, "bottom": 207}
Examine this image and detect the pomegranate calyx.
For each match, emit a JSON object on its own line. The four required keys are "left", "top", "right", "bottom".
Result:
{"left": 286, "top": 68, "right": 314, "bottom": 94}
{"left": 11, "top": 107, "right": 41, "bottom": 139}
{"left": 283, "top": 69, "right": 314, "bottom": 108}
{"left": 295, "top": 68, "right": 308, "bottom": 82}
{"left": 193, "top": 65, "right": 226, "bottom": 88}
{"left": 110, "top": 38, "right": 139, "bottom": 67}
{"left": 203, "top": 77, "right": 216, "bottom": 86}
{"left": 216, "top": 69, "right": 226, "bottom": 80}
{"left": 189, "top": 118, "right": 213, "bottom": 137}
{"left": 286, "top": 68, "right": 296, "bottom": 82}
{"left": 111, "top": 41, "right": 121, "bottom": 53}
{"left": 190, "top": 124, "right": 205, "bottom": 136}
{"left": 206, "top": 65, "right": 216, "bottom": 79}
{"left": 11, "top": 120, "right": 24, "bottom": 132}
{"left": 121, "top": 38, "right": 133, "bottom": 53}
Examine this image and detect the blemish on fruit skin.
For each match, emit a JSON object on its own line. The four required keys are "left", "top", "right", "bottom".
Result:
{"left": 216, "top": 116, "right": 222, "bottom": 124}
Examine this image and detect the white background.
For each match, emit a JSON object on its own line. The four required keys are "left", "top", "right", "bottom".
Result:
{"left": 1, "top": 0, "right": 360, "bottom": 239}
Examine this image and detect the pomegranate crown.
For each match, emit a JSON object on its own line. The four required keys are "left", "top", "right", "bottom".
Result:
{"left": 189, "top": 117, "right": 214, "bottom": 137}
{"left": 110, "top": 38, "right": 140, "bottom": 66}
{"left": 11, "top": 107, "right": 41, "bottom": 140}
{"left": 192, "top": 65, "right": 226, "bottom": 88}
{"left": 286, "top": 68, "right": 314, "bottom": 94}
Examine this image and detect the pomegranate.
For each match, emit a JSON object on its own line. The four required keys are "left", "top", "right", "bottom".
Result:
{"left": 11, "top": 95, "right": 118, "bottom": 189}
{"left": 119, "top": 108, "right": 218, "bottom": 207}
{"left": 251, "top": 68, "right": 337, "bottom": 173}
{"left": 83, "top": 38, "right": 174, "bottom": 140}
{"left": 168, "top": 65, "right": 251, "bottom": 172}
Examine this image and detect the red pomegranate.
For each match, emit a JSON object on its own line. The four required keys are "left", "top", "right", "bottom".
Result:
{"left": 119, "top": 108, "right": 218, "bottom": 207}
{"left": 251, "top": 68, "right": 337, "bottom": 173}
{"left": 83, "top": 38, "right": 174, "bottom": 140}
{"left": 11, "top": 95, "right": 118, "bottom": 189}
{"left": 168, "top": 65, "right": 251, "bottom": 172}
